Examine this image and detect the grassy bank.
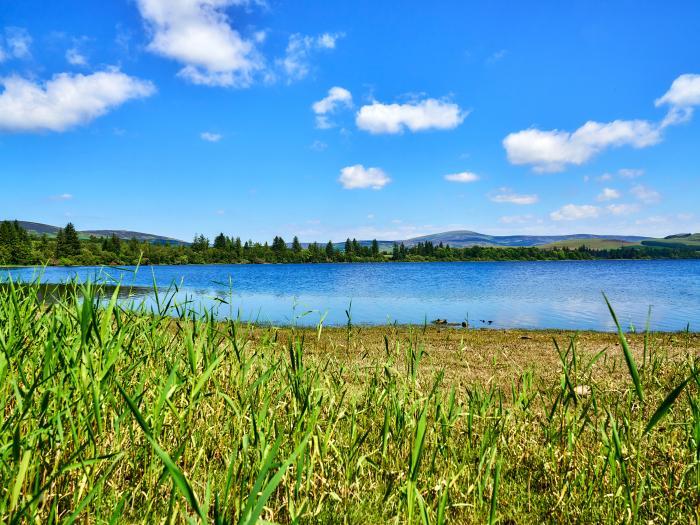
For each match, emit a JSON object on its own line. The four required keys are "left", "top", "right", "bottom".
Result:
{"left": 1, "top": 282, "right": 700, "bottom": 523}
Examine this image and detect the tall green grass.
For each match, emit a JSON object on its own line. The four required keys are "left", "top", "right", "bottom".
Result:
{"left": 0, "top": 279, "right": 699, "bottom": 523}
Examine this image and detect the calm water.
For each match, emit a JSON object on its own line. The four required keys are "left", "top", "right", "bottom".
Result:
{"left": 2, "top": 260, "right": 699, "bottom": 331}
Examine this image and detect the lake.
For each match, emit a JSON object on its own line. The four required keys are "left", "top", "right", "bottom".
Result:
{"left": 2, "top": 260, "right": 699, "bottom": 331}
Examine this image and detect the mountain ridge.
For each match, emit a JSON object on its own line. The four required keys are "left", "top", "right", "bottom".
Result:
{"left": 7, "top": 221, "right": 659, "bottom": 249}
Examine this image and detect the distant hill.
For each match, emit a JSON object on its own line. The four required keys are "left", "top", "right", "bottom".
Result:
{"left": 9, "top": 221, "right": 660, "bottom": 251}
{"left": 399, "top": 230, "right": 649, "bottom": 248}
{"left": 12, "top": 221, "right": 188, "bottom": 246}
{"left": 327, "top": 230, "right": 651, "bottom": 251}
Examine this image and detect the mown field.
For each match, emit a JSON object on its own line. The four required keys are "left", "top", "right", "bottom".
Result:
{"left": 1, "top": 282, "right": 700, "bottom": 523}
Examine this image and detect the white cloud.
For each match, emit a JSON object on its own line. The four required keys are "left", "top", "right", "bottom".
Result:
{"left": 607, "top": 203, "right": 640, "bottom": 216}
{"left": 200, "top": 131, "right": 222, "bottom": 142}
{"left": 499, "top": 214, "right": 536, "bottom": 224}
{"left": 596, "top": 188, "right": 620, "bottom": 201}
{"left": 489, "top": 188, "right": 538, "bottom": 205}
{"left": 486, "top": 49, "right": 507, "bottom": 64}
{"left": 278, "top": 33, "right": 343, "bottom": 82}
{"left": 656, "top": 74, "right": 700, "bottom": 108}
{"left": 339, "top": 164, "right": 391, "bottom": 190}
{"left": 503, "top": 74, "right": 700, "bottom": 172}
{"left": 630, "top": 184, "right": 661, "bottom": 204}
{"left": 0, "top": 71, "right": 155, "bottom": 133}
{"left": 618, "top": 168, "right": 644, "bottom": 179}
{"left": 66, "top": 47, "right": 87, "bottom": 66}
{"left": 310, "top": 140, "right": 327, "bottom": 151}
{"left": 444, "top": 171, "right": 479, "bottom": 183}
{"left": 656, "top": 74, "right": 700, "bottom": 127}
{"left": 597, "top": 173, "right": 613, "bottom": 182}
{"left": 317, "top": 32, "right": 339, "bottom": 49}
{"left": 312, "top": 86, "right": 352, "bottom": 128}
{"left": 1, "top": 27, "right": 32, "bottom": 61}
{"left": 50, "top": 193, "right": 74, "bottom": 201}
{"left": 550, "top": 204, "right": 600, "bottom": 221}
{"left": 356, "top": 98, "right": 466, "bottom": 134}
{"left": 503, "top": 120, "right": 661, "bottom": 172}
{"left": 136, "top": 0, "right": 262, "bottom": 87}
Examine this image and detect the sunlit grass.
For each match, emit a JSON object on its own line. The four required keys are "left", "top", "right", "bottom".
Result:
{"left": 1, "top": 279, "right": 699, "bottom": 523}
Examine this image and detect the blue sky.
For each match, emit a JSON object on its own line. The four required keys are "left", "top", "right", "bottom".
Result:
{"left": 1, "top": 0, "right": 699, "bottom": 242}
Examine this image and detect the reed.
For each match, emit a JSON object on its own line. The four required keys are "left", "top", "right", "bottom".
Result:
{"left": 0, "top": 279, "right": 699, "bottom": 523}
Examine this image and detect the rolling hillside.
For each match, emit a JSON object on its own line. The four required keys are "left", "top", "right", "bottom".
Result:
{"left": 329, "top": 230, "right": 651, "bottom": 251}
{"left": 12, "top": 221, "right": 188, "bottom": 245}
{"left": 400, "top": 230, "right": 649, "bottom": 248}
{"left": 541, "top": 239, "right": 641, "bottom": 250}
{"left": 642, "top": 233, "right": 700, "bottom": 249}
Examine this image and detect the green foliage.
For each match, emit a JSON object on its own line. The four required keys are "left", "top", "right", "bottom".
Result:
{"left": 0, "top": 281, "right": 699, "bottom": 523}
{"left": 1, "top": 220, "right": 699, "bottom": 267}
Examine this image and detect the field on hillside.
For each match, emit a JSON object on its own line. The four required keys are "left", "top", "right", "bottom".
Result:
{"left": 1, "top": 282, "right": 700, "bottom": 523}
{"left": 643, "top": 234, "right": 700, "bottom": 249}
{"left": 542, "top": 238, "right": 641, "bottom": 250}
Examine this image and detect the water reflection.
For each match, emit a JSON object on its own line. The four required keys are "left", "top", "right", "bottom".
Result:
{"left": 1, "top": 260, "right": 698, "bottom": 331}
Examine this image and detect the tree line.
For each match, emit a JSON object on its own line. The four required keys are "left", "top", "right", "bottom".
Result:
{"left": 1, "top": 220, "right": 699, "bottom": 267}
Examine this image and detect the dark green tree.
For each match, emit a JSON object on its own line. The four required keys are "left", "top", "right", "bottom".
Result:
{"left": 55, "top": 222, "right": 81, "bottom": 258}
{"left": 213, "top": 233, "right": 227, "bottom": 250}
{"left": 272, "top": 236, "right": 287, "bottom": 257}
{"left": 292, "top": 236, "right": 302, "bottom": 254}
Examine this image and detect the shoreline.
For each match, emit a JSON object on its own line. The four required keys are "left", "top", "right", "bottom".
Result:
{"left": 3, "top": 255, "right": 700, "bottom": 270}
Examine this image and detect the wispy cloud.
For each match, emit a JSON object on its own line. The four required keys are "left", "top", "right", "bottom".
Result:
{"left": 444, "top": 171, "right": 479, "bottom": 183}
{"left": 50, "top": 193, "right": 74, "bottom": 201}
{"left": 489, "top": 188, "right": 539, "bottom": 205}
{"left": 596, "top": 188, "right": 620, "bottom": 202}
{"left": 630, "top": 184, "right": 661, "bottom": 204}
{"left": 550, "top": 204, "right": 600, "bottom": 221}
{"left": 1, "top": 27, "right": 32, "bottom": 62}
{"left": 277, "top": 32, "right": 343, "bottom": 82}
{"left": 200, "top": 131, "right": 222, "bottom": 142}
{"left": 312, "top": 86, "right": 352, "bottom": 129}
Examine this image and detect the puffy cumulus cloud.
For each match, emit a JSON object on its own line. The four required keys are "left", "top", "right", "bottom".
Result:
{"left": 312, "top": 86, "right": 352, "bottom": 129}
{"left": 356, "top": 98, "right": 466, "bottom": 134}
{"left": 606, "top": 203, "right": 640, "bottom": 216}
{"left": 278, "top": 32, "right": 343, "bottom": 82}
{"left": 489, "top": 188, "right": 538, "bottom": 205}
{"left": 504, "top": 74, "right": 700, "bottom": 172}
{"left": 1, "top": 27, "right": 32, "bottom": 61}
{"left": 631, "top": 184, "right": 661, "bottom": 204}
{"left": 338, "top": 164, "right": 391, "bottom": 190}
{"left": 503, "top": 120, "right": 661, "bottom": 172}
{"left": 550, "top": 204, "right": 600, "bottom": 221}
{"left": 0, "top": 70, "right": 155, "bottom": 133}
{"left": 136, "top": 0, "right": 262, "bottom": 87}
{"left": 444, "top": 171, "right": 479, "bottom": 183}
{"left": 200, "top": 131, "right": 222, "bottom": 142}
{"left": 596, "top": 188, "right": 620, "bottom": 202}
